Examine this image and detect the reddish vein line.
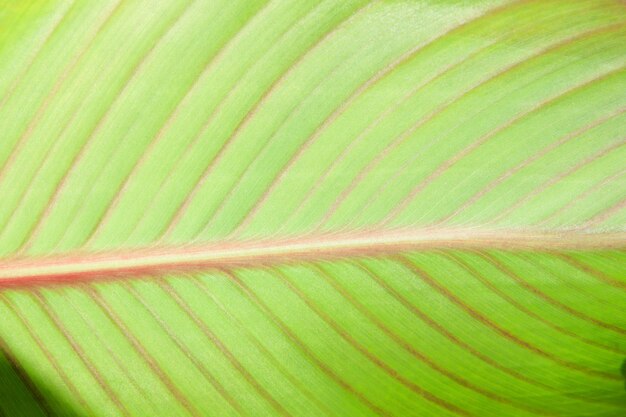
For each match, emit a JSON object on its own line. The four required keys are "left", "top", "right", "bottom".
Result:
{"left": 312, "top": 0, "right": 538, "bottom": 231}
{"left": 17, "top": 0, "right": 194, "bottom": 254}
{"left": 191, "top": 53, "right": 344, "bottom": 236}
{"left": 0, "top": 0, "right": 126, "bottom": 249}
{"left": 316, "top": 23, "right": 624, "bottom": 231}
{"left": 490, "top": 137, "right": 626, "bottom": 225}
{"left": 444, "top": 251, "right": 626, "bottom": 354}
{"left": 0, "top": 0, "right": 125, "bottom": 190}
{"left": 0, "top": 1, "right": 129, "bottom": 246}
{"left": 4, "top": 66, "right": 141, "bottom": 254}
{"left": 455, "top": 112, "right": 626, "bottom": 228}
{"left": 352, "top": 260, "right": 619, "bottom": 405}
{"left": 83, "top": 0, "right": 274, "bottom": 247}
{"left": 190, "top": 277, "right": 338, "bottom": 417}
{"left": 85, "top": 285, "right": 202, "bottom": 417}
{"left": 123, "top": 0, "right": 346, "bottom": 245}
{"left": 555, "top": 254, "right": 626, "bottom": 291}
{"left": 479, "top": 252, "right": 626, "bottom": 335}
{"left": 123, "top": 281, "right": 247, "bottom": 417}
{"left": 0, "top": 335, "right": 54, "bottom": 417}
{"left": 268, "top": 267, "right": 471, "bottom": 416}
{"left": 273, "top": 40, "right": 498, "bottom": 234}
{"left": 395, "top": 255, "right": 620, "bottom": 381}
{"left": 200, "top": 56, "right": 351, "bottom": 238}
{"left": 1, "top": 229, "right": 624, "bottom": 288}
{"left": 63, "top": 288, "right": 163, "bottom": 415}
{"left": 158, "top": 0, "right": 371, "bottom": 240}
{"left": 311, "top": 263, "right": 551, "bottom": 416}
{"left": 0, "top": 0, "right": 76, "bottom": 112}
{"left": 223, "top": 269, "right": 392, "bottom": 416}
{"left": 0, "top": 294, "right": 96, "bottom": 416}
{"left": 129, "top": 0, "right": 348, "bottom": 244}
{"left": 360, "top": 17, "right": 624, "bottom": 228}
{"left": 537, "top": 168, "right": 626, "bottom": 226}
{"left": 30, "top": 290, "right": 131, "bottom": 417}
{"left": 225, "top": 0, "right": 520, "bottom": 234}
{"left": 234, "top": 0, "right": 564, "bottom": 236}
{"left": 155, "top": 279, "right": 293, "bottom": 417}
{"left": 514, "top": 252, "right": 626, "bottom": 331}
{"left": 579, "top": 197, "right": 626, "bottom": 230}
{"left": 45, "top": 0, "right": 198, "bottom": 253}
{"left": 378, "top": 57, "right": 626, "bottom": 227}
{"left": 517, "top": 252, "right": 626, "bottom": 310}
{"left": 437, "top": 106, "right": 626, "bottom": 225}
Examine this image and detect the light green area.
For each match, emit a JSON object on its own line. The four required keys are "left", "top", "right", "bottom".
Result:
{"left": 0, "top": 252, "right": 625, "bottom": 416}
{"left": 0, "top": 0, "right": 623, "bottom": 254}
{"left": 0, "top": 0, "right": 624, "bottom": 416}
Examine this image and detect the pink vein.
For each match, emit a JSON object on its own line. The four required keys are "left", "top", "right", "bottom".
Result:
{"left": 17, "top": 1, "right": 193, "bottom": 254}
{"left": 436, "top": 106, "right": 626, "bottom": 225}
{"left": 0, "top": 0, "right": 125, "bottom": 188}
{"left": 237, "top": 0, "right": 589, "bottom": 236}
{"left": 115, "top": 0, "right": 334, "bottom": 246}
{"left": 0, "top": 228, "right": 624, "bottom": 288}
{"left": 227, "top": 4, "right": 519, "bottom": 237}
{"left": 83, "top": 0, "right": 274, "bottom": 247}
{"left": 184, "top": 57, "right": 349, "bottom": 239}
{"left": 157, "top": 1, "right": 375, "bottom": 242}
{"left": 537, "top": 167, "right": 626, "bottom": 227}
{"left": 489, "top": 137, "right": 626, "bottom": 224}
{"left": 0, "top": 0, "right": 76, "bottom": 112}
{"left": 315, "top": 23, "right": 623, "bottom": 231}
{"left": 380, "top": 66, "right": 626, "bottom": 226}
{"left": 579, "top": 197, "right": 626, "bottom": 230}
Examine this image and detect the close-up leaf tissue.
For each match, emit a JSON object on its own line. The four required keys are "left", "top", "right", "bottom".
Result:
{"left": 0, "top": 0, "right": 625, "bottom": 416}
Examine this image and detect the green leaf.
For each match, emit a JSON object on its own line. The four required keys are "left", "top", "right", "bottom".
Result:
{"left": 0, "top": 0, "right": 625, "bottom": 416}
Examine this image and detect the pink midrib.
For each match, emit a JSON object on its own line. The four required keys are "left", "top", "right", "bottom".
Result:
{"left": 0, "top": 228, "right": 623, "bottom": 287}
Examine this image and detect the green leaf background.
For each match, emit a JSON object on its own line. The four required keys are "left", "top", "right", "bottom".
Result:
{"left": 0, "top": 0, "right": 625, "bottom": 416}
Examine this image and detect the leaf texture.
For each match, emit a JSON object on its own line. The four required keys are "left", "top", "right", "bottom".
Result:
{"left": 0, "top": 0, "right": 625, "bottom": 416}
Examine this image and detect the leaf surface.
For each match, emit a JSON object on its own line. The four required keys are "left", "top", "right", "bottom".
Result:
{"left": 0, "top": 0, "right": 625, "bottom": 416}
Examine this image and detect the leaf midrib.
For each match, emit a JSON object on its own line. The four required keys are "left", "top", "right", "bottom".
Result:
{"left": 0, "top": 228, "right": 623, "bottom": 287}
